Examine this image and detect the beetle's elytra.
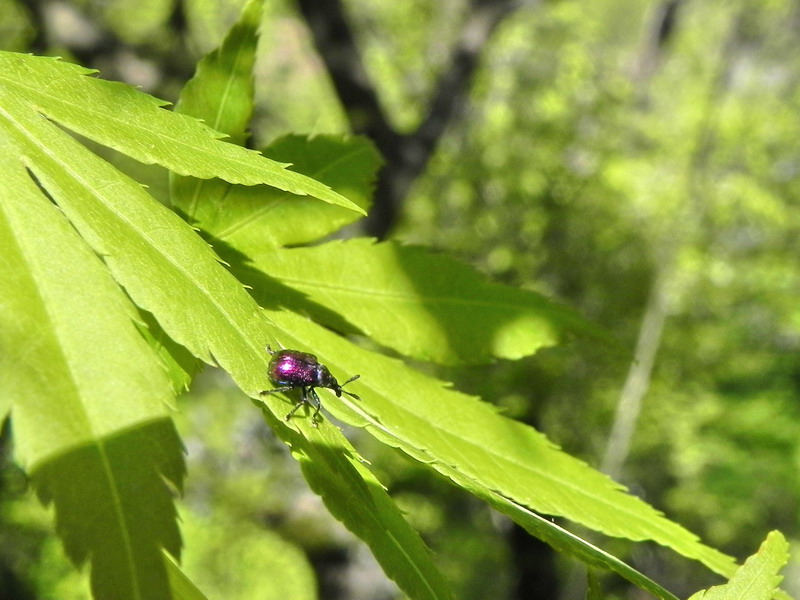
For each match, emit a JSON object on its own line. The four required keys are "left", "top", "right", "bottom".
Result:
{"left": 259, "top": 346, "right": 360, "bottom": 426}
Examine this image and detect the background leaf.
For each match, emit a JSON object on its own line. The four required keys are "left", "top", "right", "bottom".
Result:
{"left": 188, "top": 134, "right": 379, "bottom": 247}
{"left": 170, "top": 0, "right": 261, "bottom": 222}
{"left": 175, "top": 511, "right": 317, "bottom": 600}
{"left": 172, "top": 0, "right": 259, "bottom": 148}
{"left": 247, "top": 238, "right": 604, "bottom": 364}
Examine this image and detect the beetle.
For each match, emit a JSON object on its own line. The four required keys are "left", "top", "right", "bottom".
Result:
{"left": 259, "top": 345, "right": 360, "bottom": 426}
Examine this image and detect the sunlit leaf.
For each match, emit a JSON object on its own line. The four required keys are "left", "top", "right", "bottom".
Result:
{"left": 0, "top": 50, "right": 363, "bottom": 214}
{"left": 196, "top": 134, "right": 378, "bottom": 247}
{"left": 0, "top": 151, "right": 183, "bottom": 600}
{"left": 248, "top": 239, "right": 605, "bottom": 364}
{"left": 262, "top": 309, "right": 736, "bottom": 579}
{"left": 0, "top": 74, "right": 451, "bottom": 599}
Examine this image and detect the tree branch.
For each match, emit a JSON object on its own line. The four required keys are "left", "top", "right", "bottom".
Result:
{"left": 297, "top": 0, "right": 523, "bottom": 238}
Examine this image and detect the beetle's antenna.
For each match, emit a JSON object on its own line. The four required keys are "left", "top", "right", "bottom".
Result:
{"left": 342, "top": 374, "right": 360, "bottom": 387}
{"left": 265, "top": 342, "right": 286, "bottom": 355}
{"left": 339, "top": 374, "right": 361, "bottom": 400}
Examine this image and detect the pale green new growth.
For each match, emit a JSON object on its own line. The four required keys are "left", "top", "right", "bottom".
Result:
{"left": 0, "top": 58, "right": 451, "bottom": 600}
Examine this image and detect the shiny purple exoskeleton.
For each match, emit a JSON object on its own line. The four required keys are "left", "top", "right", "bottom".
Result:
{"left": 259, "top": 346, "right": 360, "bottom": 426}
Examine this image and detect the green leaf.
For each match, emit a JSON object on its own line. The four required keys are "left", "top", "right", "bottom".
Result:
{"left": 262, "top": 309, "right": 736, "bottom": 580}
{"left": 687, "top": 531, "right": 789, "bottom": 600}
{"left": 248, "top": 238, "right": 604, "bottom": 364}
{"left": 0, "top": 88, "right": 451, "bottom": 598}
{"left": 162, "top": 13, "right": 449, "bottom": 594}
{"left": 136, "top": 309, "right": 202, "bottom": 396}
{"left": 172, "top": 0, "right": 259, "bottom": 147}
{"left": 174, "top": 34, "right": 576, "bottom": 365}
{"left": 168, "top": 0, "right": 372, "bottom": 227}
{"left": 0, "top": 50, "right": 363, "bottom": 214}
{"left": 263, "top": 134, "right": 378, "bottom": 222}
{"left": 193, "top": 134, "right": 378, "bottom": 247}
{"left": 0, "top": 152, "right": 183, "bottom": 600}
{"left": 480, "top": 489, "right": 678, "bottom": 600}
{"left": 33, "top": 424, "right": 184, "bottom": 600}
{"left": 170, "top": 0, "right": 261, "bottom": 220}
{"left": 286, "top": 417, "right": 451, "bottom": 600}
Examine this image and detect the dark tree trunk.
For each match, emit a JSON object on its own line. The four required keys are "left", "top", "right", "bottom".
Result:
{"left": 296, "top": 0, "right": 523, "bottom": 238}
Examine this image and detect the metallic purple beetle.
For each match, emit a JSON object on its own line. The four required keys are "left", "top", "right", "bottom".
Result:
{"left": 259, "top": 346, "right": 360, "bottom": 426}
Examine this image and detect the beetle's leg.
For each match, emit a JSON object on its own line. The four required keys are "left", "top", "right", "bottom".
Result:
{"left": 261, "top": 386, "right": 306, "bottom": 422}
{"left": 285, "top": 400, "right": 306, "bottom": 421}
{"left": 281, "top": 386, "right": 305, "bottom": 422}
{"left": 260, "top": 386, "right": 293, "bottom": 396}
{"left": 308, "top": 388, "right": 323, "bottom": 426}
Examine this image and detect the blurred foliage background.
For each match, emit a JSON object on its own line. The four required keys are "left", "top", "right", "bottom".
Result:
{"left": 2, "top": 0, "right": 800, "bottom": 598}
